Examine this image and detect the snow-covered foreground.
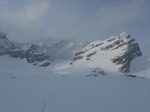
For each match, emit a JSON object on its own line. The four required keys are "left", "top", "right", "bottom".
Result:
{"left": 0, "top": 56, "right": 150, "bottom": 112}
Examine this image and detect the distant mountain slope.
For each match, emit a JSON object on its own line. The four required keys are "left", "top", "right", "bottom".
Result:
{"left": 0, "top": 32, "right": 17, "bottom": 55}
{"left": 0, "top": 31, "right": 85, "bottom": 66}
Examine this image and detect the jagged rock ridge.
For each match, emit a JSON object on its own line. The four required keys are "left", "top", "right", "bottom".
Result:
{"left": 71, "top": 32, "right": 142, "bottom": 73}
{"left": 0, "top": 32, "right": 16, "bottom": 55}
{"left": 0, "top": 31, "right": 84, "bottom": 66}
{"left": 0, "top": 31, "right": 142, "bottom": 73}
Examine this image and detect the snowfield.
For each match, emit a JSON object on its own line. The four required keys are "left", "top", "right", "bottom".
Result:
{"left": 0, "top": 56, "right": 150, "bottom": 112}
{"left": 130, "top": 55, "right": 150, "bottom": 79}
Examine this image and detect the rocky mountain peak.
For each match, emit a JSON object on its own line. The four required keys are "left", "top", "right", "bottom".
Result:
{"left": 0, "top": 31, "right": 143, "bottom": 73}
{"left": 0, "top": 31, "right": 16, "bottom": 55}
{"left": 0, "top": 32, "right": 8, "bottom": 40}
{"left": 71, "top": 32, "right": 142, "bottom": 73}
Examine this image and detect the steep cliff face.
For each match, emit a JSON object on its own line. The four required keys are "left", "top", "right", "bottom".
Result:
{"left": 71, "top": 32, "right": 142, "bottom": 73}
{"left": 0, "top": 32, "right": 16, "bottom": 55}
{"left": 0, "top": 31, "right": 27, "bottom": 59}
{"left": 25, "top": 44, "right": 49, "bottom": 63}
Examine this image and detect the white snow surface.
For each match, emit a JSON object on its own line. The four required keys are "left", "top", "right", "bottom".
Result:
{"left": 130, "top": 55, "right": 150, "bottom": 78}
{"left": 0, "top": 56, "right": 150, "bottom": 112}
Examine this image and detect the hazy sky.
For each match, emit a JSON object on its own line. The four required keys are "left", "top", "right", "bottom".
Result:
{"left": 0, "top": 0, "right": 150, "bottom": 54}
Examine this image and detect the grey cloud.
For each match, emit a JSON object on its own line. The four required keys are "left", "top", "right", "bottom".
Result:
{"left": 0, "top": 0, "right": 149, "bottom": 56}
{"left": 0, "top": 0, "right": 50, "bottom": 42}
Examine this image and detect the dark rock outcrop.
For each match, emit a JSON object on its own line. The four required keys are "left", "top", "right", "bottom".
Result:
{"left": 110, "top": 34, "right": 142, "bottom": 73}
{"left": 25, "top": 44, "right": 49, "bottom": 63}
{"left": 0, "top": 32, "right": 16, "bottom": 55}
{"left": 86, "top": 68, "right": 105, "bottom": 77}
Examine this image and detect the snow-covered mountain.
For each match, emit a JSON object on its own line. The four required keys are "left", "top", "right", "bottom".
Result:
{"left": 70, "top": 32, "right": 142, "bottom": 73}
{"left": 0, "top": 31, "right": 150, "bottom": 77}
{"left": 0, "top": 31, "right": 85, "bottom": 66}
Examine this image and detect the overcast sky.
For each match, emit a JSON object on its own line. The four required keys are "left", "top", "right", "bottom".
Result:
{"left": 0, "top": 0, "right": 150, "bottom": 55}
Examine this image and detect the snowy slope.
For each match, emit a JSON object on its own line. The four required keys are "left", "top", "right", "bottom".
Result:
{"left": 0, "top": 56, "right": 150, "bottom": 112}
{"left": 130, "top": 55, "right": 150, "bottom": 78}
{"left": 72, "top": 32, "right": 141, "bottom": 72}
{"left": 55, "top": 32, "right": 143, "bottom": 76}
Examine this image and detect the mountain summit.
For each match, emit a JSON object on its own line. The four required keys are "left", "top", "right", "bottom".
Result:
{"left": 0, "top": 31, "right": 144, "bottom": 75}
{"left": 70, "top": 32, "right": 142, "bottom": 73}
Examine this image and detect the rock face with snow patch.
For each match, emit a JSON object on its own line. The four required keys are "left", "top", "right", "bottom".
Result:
{"left": 86, "top": 68, "right": 105, "bottom": 77}
{"left": 0, "top": 31, "right": 84, "bottom": 66}
{"left": 0, "top": 32, "right": 16, "bottom": 55}
{"left": 25, "top": 44, "right": 49, "bottom": 63}
{"left": 71, "top": 32, "right": 142, "bottom": 73}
